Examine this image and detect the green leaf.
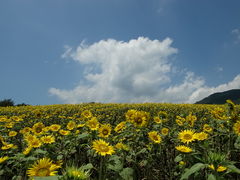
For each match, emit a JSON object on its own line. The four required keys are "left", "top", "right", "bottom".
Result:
{"left": 33, "top": 149, "right": 47, "bottom": 155}
{"left": 207, "top": 174, "right": 216, "bottom": 180}
{"left": 81, "top": 163, "right": 93, "bottom": 170}
{"left": 180, "top": 163, "right": 206, "bottom": 180}
{"left": 234, "top": 136, "right": 240, "bottom": 149}
{"left": 57, "top": 155, "right": 63, "bottom": 160}
{"left": 174, "top": 154, "right": 182, "bottom": 163}
{"left": 227, "top": 164, "right": 240, "bottom": 174}
{"left": 107, "top": 155, "right": 123, "bottom": 172}
{"left": 0, "top": 170, "right": 4, "bottom": 176}
{"left": 136, "top": 148, "right": 147, "bottom": 155}
{"left": 25, "top": 156, "right": 38, "bottom": 161}
{"left": 78, "top": 133, "right": 89, "bottom": 139}
{"left": 120, "top": 168, "right": 134, "bottom": 180}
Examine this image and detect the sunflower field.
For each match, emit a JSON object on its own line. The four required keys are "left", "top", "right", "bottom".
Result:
{"left": 1, "top": 101, "right": 240, "bottom": 180}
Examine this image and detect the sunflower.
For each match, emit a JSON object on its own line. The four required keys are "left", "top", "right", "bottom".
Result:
{"left": 0, "top": 156, "right": 9, "bottom": 163}
{"left": 125, "top": 109, "right": 137, "bottom": 122}
{"left": 32, "top": 122, "right": 45, "bottom": 135}
{"left": 194, "top": 132, "right": 208, "bottom": 141}
{"left": 92, "top": 139, "right": 115, "bottom": 156}
{"left": 81, "top": 110, "right": 93, "bottom": 119}
{"left": 20, "top": 127, "right": 32, "bottom": 134}
{"left": 217, "top": 165, "right": 227, "bottom": 172}
{"left": 59, "top": 130, "right": 70, "bottom": 136}
{"left": 9, "top": 131, "right": 17, "bottom": 137}
{"left": 233, "top": 121, "right": 240, "bottom": 135}
{"left": 25, "top": 134, "right": 37, "bottom": 144}
{"left": 67, "top": 121, "right": 76, "bottom": 130}
{"left": 208, "top": 164, "right": 227, "bottom": 172}
{"left": 186, "top": 113, "right": 197, "bottom": 127}
{"left": 50, "top": 124, "right": 61, "bottom": 132}
{"left": 41, "top": 135, "right": 55, "bottom": 144}
{"left": 27, "top": 157, "right": 61, "bottom": 177}
{"left": 175, "top": 145, "right": 193, "bottom": 153}
{"left": 178, "top": 129, "right": 195, "bottom": 144}
{"left": 98, "top": 124, "right": 112, "bottom": 138}
{"left": 65, "top": 166, "right": 90, "bottom": 180}
{"left": 148, "top": 131, "right": 162, "bottom": 144}
{"left": 114, "top": 121, "right": 126, "bottom": 133}
{"left": 86, "top": 117, "right": 99, "bottom": 131}
{"left": 203, "top": 124, "right": 213, "bottom": 133}
{"left": 115, "top": 142, "right": 129, "bottom": 151}
{"left": 29, "top": 138, "right": 42, "bottom": 148}
{"left": 158, "top": 111, "right": 168, "bottom": 122}
{"left": 23, "top": 146, "right": 32, "bottom": 155}
{"left": 1, "top": 143, "right": 16, "bottom": 150}
{"left": 161, "top": 128, "right": 169, "bottom": 136}
{"left": 153, "top": 116, "right": 162, "bottom": 124}
{"left": 132, "top": 111, "right": 149, "bottom": 127}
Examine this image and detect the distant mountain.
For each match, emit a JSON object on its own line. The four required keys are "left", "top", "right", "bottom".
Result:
{"left": 195, "top": 89, "right": 240, "bottom": 104}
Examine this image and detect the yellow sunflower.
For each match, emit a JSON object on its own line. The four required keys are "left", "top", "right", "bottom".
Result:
{"left": 92, "top": 139, "right": 115, "bottom": 156}
{"left": 86, "top": 117, "right": 99, "bottom": 131}
{"left": 29, "top": 138, "right": 42, "bottom": 148}
{"left": 50, "top": 124, "right": 61, "bottom": 132}
{"left": 98, "top": 124, "right": 112, "bottom": 138}
{"left": 23, "top": 146, "right": 32, "bottom": 155}
{"left": 148, "top": 131, "right": 162, "bottom": 144}
{"left": 41, "top": 135, "right": 55, "bottom": 144}
{"left": 125, "top": 109, "right": 137, "bottom": 122}
{"left": 32, "top": 122, "right": 45, "bottom": 135}
{"left": 194, "top": 132, "right": 208, "bottom": 141}
{"left": 20, "top": 127, "right": 32, "bottom": 134}
{"left": 27, "top": 157, "right": 61, "bottom": 177}
{"left": 217, "top": 165, "right": 227, "bottom": 172}
{"left": 175, "top": 145, "right": 193, "bottom": 153}
{"left": 59, "top": 130, "right": 70, "bottom": 136}
{"left": 1, "top": 143, "right": 16, "bottom": 150}
{"left": 9, "top": 131, "right": 17, "bottom": 137}
{"left": 115, "top": 143, "right": 129, "bottom": 151}
{"left": 208, "top": 164, "right": 227, "bottom": 172}
{"left": 233, "top": 121, "right": 240, "bottom": 135}
{"left": 178, "top": 129, "right": 195, "bottom": 144}
{"left": 114, "top": 121, "right": 126, "bottom": 133}
{"left": 158, "top": 111, "right": 168, "bottom": 122}
{"left": 153, "top": 116, "right": 162, "bottom": 124}
{"left": 0, "top": 156, "right": 9, "bottom": 163}
{"left": 132, "top": 111, "right": 149, "bottom": 127}
{"left": 161, "top": 128, "right": 169, "bottom": 136}
{"left": 81, "top": 110, "right": 93, "bottom": 119}
{"left": 203, "top": 124, "right": 213, "bottom": 133}
{"left": 67, "top": 121, "right": 76, "bottom": 130}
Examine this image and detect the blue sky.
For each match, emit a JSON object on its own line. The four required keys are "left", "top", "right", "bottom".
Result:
{"left": 0, "top": 0, "right": 240, "bottom": 105}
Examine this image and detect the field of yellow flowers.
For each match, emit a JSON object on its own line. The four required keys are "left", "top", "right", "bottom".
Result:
{"left": 1, "top": 101, "right": 240, "bottom": 180}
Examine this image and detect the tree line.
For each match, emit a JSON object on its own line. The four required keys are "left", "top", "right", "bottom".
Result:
{"left": 0, "top": 99, "right": 29, "bottom": 107}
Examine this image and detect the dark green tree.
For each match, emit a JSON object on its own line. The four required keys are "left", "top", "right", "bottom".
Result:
{"left": 0, "top": 99, "right": 15, "bottom": 107}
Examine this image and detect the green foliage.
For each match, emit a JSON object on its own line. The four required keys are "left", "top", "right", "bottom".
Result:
{"left": 0, "top": 98, "right": 14, "bottom": 107}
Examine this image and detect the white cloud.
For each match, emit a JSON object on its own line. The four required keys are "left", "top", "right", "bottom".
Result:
{"left": 49, "top": 37, "right": 240, "bottom": 104}
{"left": 232, "top": 28, "right": 240, "bottom": 43}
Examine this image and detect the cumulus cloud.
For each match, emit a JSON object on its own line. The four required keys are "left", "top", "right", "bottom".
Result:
{"left": 49, "top": 37, "right": 240, "bottom": 104}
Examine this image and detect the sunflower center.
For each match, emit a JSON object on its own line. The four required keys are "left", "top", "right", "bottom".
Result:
{"left": 102, "top": 129, "right": 109, "bottom": 135}
{"left": 152, "top": 135, "right": 159, "bottom": 141}
{"left": 99, "top": 144, "right": 109, "bottom": 152}
{"left": 90, "top": 122, "right": 97, "bottom": 128}
{"left": 37, "top": 168, "right": 50, "bottom": 176}
{"left": 183, "top": 134, "right": 192, "bottom": 140}
{"left": 35, "top": 127, "right": 43, "bottom": 133}
{"left": 135, "top": 117, "right": 143, "bottom": 124}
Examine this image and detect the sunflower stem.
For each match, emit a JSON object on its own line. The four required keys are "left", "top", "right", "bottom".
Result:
{"left": 99, "top": 156, "right": 104, "bottom": 180}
